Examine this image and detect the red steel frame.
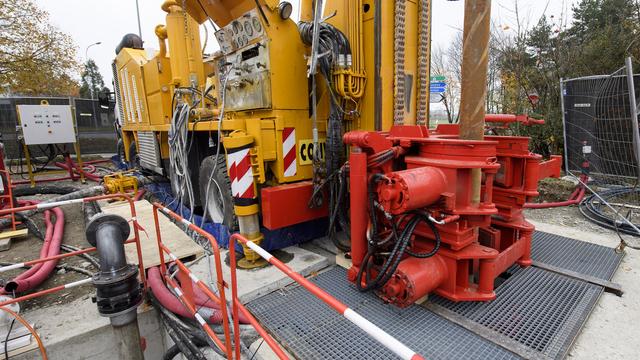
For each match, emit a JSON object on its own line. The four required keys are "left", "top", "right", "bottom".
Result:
{"left": 152, "top": 203, "right": 288, "bottom": 360}
{"left": 0, "top": 193, "right": 147, "bottom": 307}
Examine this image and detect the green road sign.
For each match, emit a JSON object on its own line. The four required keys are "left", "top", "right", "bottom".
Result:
{"left": 430, "top": 75, "right": 446, "bottom": 82}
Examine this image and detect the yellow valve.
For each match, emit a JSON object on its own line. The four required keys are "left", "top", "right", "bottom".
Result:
{"left": 103, "top": 171, "right": 139, "bottom": 195}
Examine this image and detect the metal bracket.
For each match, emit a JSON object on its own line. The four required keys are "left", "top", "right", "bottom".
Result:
{"left": 531, "top": 260, "right": 624, "bottom": 296}
{"left": 422, "top": 302, "right": 553, "bottom": 360}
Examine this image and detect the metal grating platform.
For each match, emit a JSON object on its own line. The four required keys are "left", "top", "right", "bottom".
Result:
{"left": 532, "top": 231, "right": 623, "bottom": 280}
{"left": 248, "top": 266, "right": 519, "bottom": 360}
{"left": 431, "top": 267, "right": 602, "bottom": 359}
{"left": 248, "top": 231, "right": 623, "bottom": 360}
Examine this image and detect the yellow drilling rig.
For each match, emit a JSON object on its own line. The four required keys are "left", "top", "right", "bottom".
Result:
{"left": 113, "top": 0, "right": 433, "bottom": 267}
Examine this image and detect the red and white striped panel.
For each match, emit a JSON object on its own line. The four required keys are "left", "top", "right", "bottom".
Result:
{"left": 282, "top": 127, "right": 297, "bottom": 177}
{"left": 227, "top": 149, "right": 255, "bottom": 199}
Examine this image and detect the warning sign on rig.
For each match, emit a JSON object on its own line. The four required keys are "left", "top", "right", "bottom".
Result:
{"left": 298, "top": 139, "right": 326, "bottom": 165}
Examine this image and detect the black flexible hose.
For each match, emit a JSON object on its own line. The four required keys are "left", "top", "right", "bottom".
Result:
{"left": 405, "top": 212, "right": 442, "bottom": 258}
{"left": 579, "top": 187, "right": 640, "bottom": 237}
{"left": 163, "top": 338, "right": 209, "bottom": 360}
{"left": 12, "top": 185, "right": 82, "bottom": 197}
{"left": 356, "top": 175, "right": 413, "bottom": 291}
{"left": 328, "top": 168, "right": 351, "bottom": 252}
{"left": 149, "top": 291, "right": 207, "bottom": 360}
{"left": 356, "top": 207, "right": 442, "bottom": 291}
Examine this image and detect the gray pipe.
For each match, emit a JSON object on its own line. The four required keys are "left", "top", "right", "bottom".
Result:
{"left": 95, "top": 223, "right": 129, "bottom": 273}
{"left": 84, "top": 203, "right": 144, "bottom": 360}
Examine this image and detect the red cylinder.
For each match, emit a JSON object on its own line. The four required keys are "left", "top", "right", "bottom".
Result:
{"left": 377, "top": 167, "right": 447, "bottom": 215}
{"left": 379, "top": 255, "right": 447, "bottom": 307}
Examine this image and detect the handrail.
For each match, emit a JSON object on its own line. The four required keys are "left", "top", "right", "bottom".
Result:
{"left": 229, "top": 233, "right": 426, "bottom": 360}
{"left": 152, "top": 203, "right": 289, "bottom": 360}
{"left": 0, "top": 193, "right": 147, "bottom": 304}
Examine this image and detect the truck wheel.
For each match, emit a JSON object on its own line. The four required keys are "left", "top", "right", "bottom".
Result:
{"left": 128, "top": 141, "right": 140, "bottom": 168}
{"left": 198, "top": 155, "right": 238, "bottom": 231}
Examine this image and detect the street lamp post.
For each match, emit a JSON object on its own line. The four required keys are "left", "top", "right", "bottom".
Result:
{"left": 85, "top": 41, "right": 102, "bottom": 100}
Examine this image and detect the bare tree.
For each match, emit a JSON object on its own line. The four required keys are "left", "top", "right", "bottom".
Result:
{"left": 431, "top": 45, "right": 460, "bottom": 124}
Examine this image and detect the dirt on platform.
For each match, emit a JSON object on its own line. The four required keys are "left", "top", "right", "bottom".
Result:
{"left": 529, "top": 177, "right": 577, "bottom": 204}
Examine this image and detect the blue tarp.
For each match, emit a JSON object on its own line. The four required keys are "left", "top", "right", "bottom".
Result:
{"left": 112, "top": 156, "right": 328, "bottom": 253}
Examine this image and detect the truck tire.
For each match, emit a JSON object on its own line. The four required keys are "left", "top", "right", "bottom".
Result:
{"left": 128, "top": 141, "right": 140, "bottom": 168}
{"left": 198, "top": 155, "right": 238, "bottom": 231}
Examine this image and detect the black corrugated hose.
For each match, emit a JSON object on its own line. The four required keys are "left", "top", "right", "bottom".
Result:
{"left": 579, "top": 187, "right": 640, "bottom": 249}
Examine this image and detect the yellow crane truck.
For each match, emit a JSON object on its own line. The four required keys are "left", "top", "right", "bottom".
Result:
{"left": 113, "top": 0, "right": 432, "bottom": 267}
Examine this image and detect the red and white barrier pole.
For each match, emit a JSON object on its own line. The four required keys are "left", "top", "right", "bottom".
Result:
{"left": 231, "top": 234, "right": 426, "bottom": 360}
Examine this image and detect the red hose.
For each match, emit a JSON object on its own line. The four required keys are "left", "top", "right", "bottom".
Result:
{"left": 8, "top": 201, "right": 49, "bottom": 282}
{"left": 12, "top": 159, "right": 103, "bottom": 185}
{"left": 524, "top": 175, "right": 588, "bottom": 209}
{"left": 12, "top": 210, "right": 54, "bottom": 281}
{"left": 2, "top": 207, "right": 65, "bottom": 293}
{"left": 148, "top": 267, "right": 224, "bottom": 324}
{"left": 55, "top": 161, "right": 102, "bottom": 182}
{"left": 134, "top": 189, "right": 146, "bottom": 201}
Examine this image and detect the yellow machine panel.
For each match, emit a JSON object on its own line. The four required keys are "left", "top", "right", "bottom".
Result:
{"left": 112, "top": 0, "right": 432, "bottom": 263}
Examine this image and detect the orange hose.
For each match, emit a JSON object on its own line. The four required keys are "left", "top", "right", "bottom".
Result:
{"left": 0, "top": 306, "right": 47, "bottom": 359}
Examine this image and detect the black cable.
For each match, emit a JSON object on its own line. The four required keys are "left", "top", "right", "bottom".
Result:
{"left": 404, "top": 212, "right": 442, "bottom": 258}
{"left": 4, "top": 318, "right": 14, "bottom": 360}
{"left": 163, "top": 338, "right": 209, "bottom": 360}
{"left": 356, "top": 174, "right": 442, "bottom": 291}
{"left": 249, "top": 339, "right": 264, "bottom": 360}
{"left": 579, "top": 187, "right": 640, "bottom": 237}
{"left": 163, "top": 344, "right": 183, "bottom": 360}
{"left": 578, "top": 186, "right": 640, "bottom": 249}
{"left": 149, "top": 291, "right": 207, "bottom": 360}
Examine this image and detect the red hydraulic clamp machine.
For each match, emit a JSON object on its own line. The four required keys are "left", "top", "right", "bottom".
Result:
{"left": 344, "top": 118, "right": 562, "bottom": 307}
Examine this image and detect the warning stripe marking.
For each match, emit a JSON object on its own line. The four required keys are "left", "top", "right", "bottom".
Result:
{"left": 283, "top": 127, "right": 297, "bottom": 177}
{"left": 227, "top": 149, "right": 255, "bottom": 199}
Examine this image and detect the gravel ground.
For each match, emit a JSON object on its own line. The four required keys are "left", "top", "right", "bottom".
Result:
{"left": 0, "top": 200, "right": 97, "bottom": 311}
{"left": 0, "top": 158, "right": 116, "bottom": 311}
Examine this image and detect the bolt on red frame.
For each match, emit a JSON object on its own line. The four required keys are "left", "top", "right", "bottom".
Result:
{"left": 0, "top": 193, "right": 147, "bottom": 307}
{"left": 152, "top": 203, "right": 288, "bottom": 360}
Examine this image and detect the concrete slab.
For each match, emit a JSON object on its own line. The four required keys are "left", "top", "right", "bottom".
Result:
{"left": 14, "top": 297, "right": 165, "bottom": 360}
{"left": 529, "top": 220, "right": 640, "bottom": 360}
{"left": 188, "top": 245, "right": 330, "bottom": 304}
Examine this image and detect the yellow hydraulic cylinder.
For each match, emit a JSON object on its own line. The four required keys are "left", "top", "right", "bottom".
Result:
{"left": 162, "top": 0, "right": 205, "bottom": 88}
{"left": 223, "top": 132, "right": 267, "bottom": 268}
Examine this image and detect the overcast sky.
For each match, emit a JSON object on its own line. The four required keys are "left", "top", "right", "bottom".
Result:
{"left": 37, "top": 0, "right": 580, "bottom": 88}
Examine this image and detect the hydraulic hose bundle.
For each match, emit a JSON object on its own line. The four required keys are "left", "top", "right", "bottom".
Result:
{"left": 169, "top": 103, "right": 197, "bottom": 222}
{"left": 355, "top": 175, "right": 441, "bottom": 292}
{"left": 299, "top": 20, "right": 353, "bottom": 250}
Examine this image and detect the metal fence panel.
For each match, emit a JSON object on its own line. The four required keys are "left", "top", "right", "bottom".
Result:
{"left": 563, "top": 71, "right": 640, "bottom": 182}
{"left": 0, "top": 96, "right": 117, "bottom": 158}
